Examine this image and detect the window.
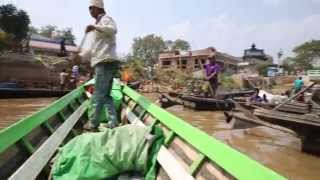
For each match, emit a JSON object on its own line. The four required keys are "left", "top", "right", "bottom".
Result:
{"left": 195, "top": 59, "right": 199, "bottom": 64}
{"left": 182, "top": 60, "right": 187, "bottom": 65}
{"left": 162, "top": 61, "right": 171, "bottom": 66}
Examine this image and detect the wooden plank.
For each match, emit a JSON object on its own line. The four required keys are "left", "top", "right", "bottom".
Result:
{"left": 124, "top": 105, "right": 194, "bottom": 180}
{"left": 9, "top": 100, "right": 89, "bottom": 180}
{"left": 254, "top": 110, "right": 320, "bottom": 126}
{"left": 157, "top": 147, "right": 194, "bottom": 180}
{"left": 189, "top": 154, "right": 206, "bottom": 176}
{"left": 124, "top": 106, "right": 145, "bottom": 127}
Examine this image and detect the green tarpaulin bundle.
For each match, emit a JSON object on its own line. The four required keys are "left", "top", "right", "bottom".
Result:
{"left": 52, "top": 125, "right": 164, "bottom": 180}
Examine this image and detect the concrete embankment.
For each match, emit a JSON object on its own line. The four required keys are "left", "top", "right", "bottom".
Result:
{"left": 0, "top": 53, "right": 68, "bottom": 88}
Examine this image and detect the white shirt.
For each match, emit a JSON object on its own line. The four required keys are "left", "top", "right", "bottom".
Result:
{"left": 60, "top": 72, "right": 68, "bottom": 84}
{"left": 72, "top": 65, "right": 79, "bottom": 78}
{"left": 80, "top": 14, "right": 118, "bottom": 67}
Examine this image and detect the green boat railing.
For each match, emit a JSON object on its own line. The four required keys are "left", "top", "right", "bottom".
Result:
{"left": 121, "top": 85, "right": 286, "bottom": 180}
{"left": 0, "top": 86, "right": 89, "bottom": 179}
{"left": 0, "top": 81, "right": 286, "bottom": 179}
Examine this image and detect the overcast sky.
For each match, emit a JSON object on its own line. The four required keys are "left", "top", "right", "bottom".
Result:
{"left": 2, "top": 0, "right": 320, "bottom": 59}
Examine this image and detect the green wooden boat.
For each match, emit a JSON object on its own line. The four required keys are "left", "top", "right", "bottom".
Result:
{"left": 0, "top": 80, "right": 286, "bottom": 180}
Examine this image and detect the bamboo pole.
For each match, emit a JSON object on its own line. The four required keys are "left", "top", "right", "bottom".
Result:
{"left": 273, "top": 82, "right": 317, "bottom": 111}
{"left": 78, "top": 33, "right": 88, "bottom": 51}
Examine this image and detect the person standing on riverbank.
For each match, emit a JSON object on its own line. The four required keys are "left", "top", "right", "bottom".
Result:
{"left": 74, "top": 0, "right": 119, "bottom": 130}
{"left": 59, "top": 69, "right": 68, "bottom": 90}
{"left": 294, "top": 77, "right": 304, "bottom": 93}
{"left": 204, "top": 49, "right": 221, "bottom": 97}
{"left": 60, "top": 38, "right": 67, "bottom": 56}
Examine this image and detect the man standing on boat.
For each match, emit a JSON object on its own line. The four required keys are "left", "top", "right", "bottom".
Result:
{"left": 203, "top": 48, "right": 221, "bottom": 97}
{"left": 74, "top": 0, "right": 119, "bottom": 130}
{"left": 294, "top": 77, "right": 304, "bottom": 94}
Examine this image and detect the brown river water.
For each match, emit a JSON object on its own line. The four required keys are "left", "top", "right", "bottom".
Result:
{"left": 0, "top": 98, "right": 56, "bottom": 130}
{"left": 1, "top": 96, "right": 320, "bottom": 179}
{"left": 143, "top": 93, "right": 320, "bottom": 180}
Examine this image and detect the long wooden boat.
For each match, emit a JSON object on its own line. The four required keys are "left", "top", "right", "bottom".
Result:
{"left": 254, "top": 108, "right": 320, "bottom": 155}
{"left": 160, "top": 93, "right": 235, "bottom": 111}
{"left": 232, "top": 98, "right": 319, "bottom": 116}
{"left": 0, "top": 80, "right": 285, "bottom": 179}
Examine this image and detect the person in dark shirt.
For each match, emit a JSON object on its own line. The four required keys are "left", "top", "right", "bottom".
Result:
{"left": 60, "top": 38, "right": 67, "bottom": 55}
{"left": 204, "top": 53, "right": 221, "bottom": 97}
{"left": 249, "top": 88, "right": 263, "bottom": 103}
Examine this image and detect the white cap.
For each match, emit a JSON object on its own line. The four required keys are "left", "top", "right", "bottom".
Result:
{"left": 89, "top": 0, "right": 104, "bottom": 9}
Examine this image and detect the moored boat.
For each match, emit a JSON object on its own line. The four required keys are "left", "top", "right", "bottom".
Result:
{"left": 160, "top": 93, "right": 235, "bottom": 111}
{"left": 253, "top": 108, "right": 320, "bottom": 155}
{"left": 0, "top": 80, "right": 285, "bottom": 179}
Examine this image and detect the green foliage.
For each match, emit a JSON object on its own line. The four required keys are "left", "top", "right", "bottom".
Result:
{"left": 282, "top": 57, "right": 295, "bottom": 74}
{"left": 256, "top": 64, "right": 269, "bottom": 76}
{"left": 39, "top": 25, "right": 57, "bottom": 39}
{"left": 54, "top": 28, "right": 76, "bottom": 45}
{"left": 155, "top": 68, "right": 192, "bottom": 88}
{"left": 132, "top": 34, "right": 167, "bottom": 66}
{"left": 165, "top": 40, "right": 174, "bottom": 50}
{"left": 219, "top": 73, "right": 239, "bottom": 90}
{"left": 123, "top": 56, "right": 147, "bottom": 80}
{"left": 0, "top": 4, "right": 30, "bottom": 41}
{"left": 286, "top": 40, "right": 320, "bottom": 71}
{"left": 172, "top": 39, "right": 191, "bottom": 51}
{"left": 32, "top": 25, "right": 76, "bottom": 45}
{"left": 29, "top": 26, "right": 39, "bottom": 34}
{"left": 0, "top": 31, "right": 9, "bottom": 51}
{"left": 132, "top": 34, "right": 191, "bottom": 66}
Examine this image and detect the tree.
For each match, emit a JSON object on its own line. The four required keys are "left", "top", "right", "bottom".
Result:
{"left": 0, "top": 31, "right": 9, "bottom": 51}
{"left": 29, "top": 26, "right": 39, "bottom": 34}
{"left": 172, "top": 39, "right": 191, "bottom": 51}
{"left": 53, "top": 28, "right": 76, "bottom": 45}
{"left": 39, "top": 25, "right": 57, "bottom": 39}
{"left": 165, "top": 40, "right": 174, "bottom": 50}
{"left": 256, "top": 64, "right": 269, "bottom": 76}
{"left": 123, "top": 55, "right": 147, "bottom": 80}
{"left": 32, "top": 25, "right": 76, "bottom": 45}
{"left": 282, "top": 57, "right": 295, "bottom": 74}
{"left": 0, "top": 4, "right": 30, "bottom": 41}
{"left": 61, "top": 28, "right": 76, "bottom": 45}
{"left": 132, "top": 34, "right": 167, "bottom": 66}
{"left": 291, "top": 40, "right": 320, "bottom": 70}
